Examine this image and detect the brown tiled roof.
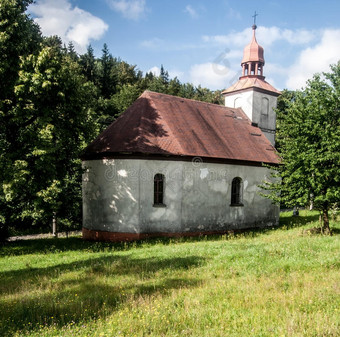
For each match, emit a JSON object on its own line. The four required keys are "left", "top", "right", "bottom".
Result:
{"left": 82, "top": 91, "right": 279, "bottom": 165}
{"left": 222, "top": 76, "right": 281, "bottom": 96}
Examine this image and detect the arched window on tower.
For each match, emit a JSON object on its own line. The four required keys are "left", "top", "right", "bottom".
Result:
{"left": 261, "top": 97, "right": 269, "bottom": 115}
{"left": 231, "top": 177, "right": 243, "bottom": 206}
{"left": 154, "top": 173, "right": 165, "bottom": 206}
{"left": 260, "top": 97, "right": 269, "bottom": 127}
{"left": 234, "top": 97, "right": 242, "bottom": 108}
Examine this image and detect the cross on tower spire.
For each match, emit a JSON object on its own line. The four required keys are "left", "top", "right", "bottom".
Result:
{"left": 240, "top": 12, "right": 265, "bottom": 79}
{"left": 252, "top": 11, "right": 258, "bottom": 29}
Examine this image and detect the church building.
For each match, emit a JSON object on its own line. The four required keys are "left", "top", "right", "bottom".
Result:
{"left": 81, "top": 24, "right": 281, "bottom": 242}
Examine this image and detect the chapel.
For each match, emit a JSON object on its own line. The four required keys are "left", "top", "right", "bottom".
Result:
{"left": 81, "top": 24, "right": 281, "bottom": 242}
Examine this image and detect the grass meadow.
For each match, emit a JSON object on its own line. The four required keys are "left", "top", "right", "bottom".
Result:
{"left": 0, "top": 210, "right": 339, "bottom": 336}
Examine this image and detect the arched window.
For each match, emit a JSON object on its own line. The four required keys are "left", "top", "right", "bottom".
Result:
{"left": 234, "top": 97, "right": 242, "bottom": 108}
{"left": 261, "top": 97, "right": 269, "bottom": 116}
{"left": 231, "top": 177, "right": 243, "bottom": 206}
{"left": 154, "top": 174, "right": 165, "bottom": 206}
{"left": 260, "top": 98, "right": 269, "bottom": 127}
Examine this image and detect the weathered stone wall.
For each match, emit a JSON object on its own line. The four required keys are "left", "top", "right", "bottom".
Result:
{"left": 82, "top": 159, "right": 279, "bottom": 239}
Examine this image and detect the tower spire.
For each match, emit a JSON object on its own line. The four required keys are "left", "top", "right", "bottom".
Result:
{"left": 240, "top": 14, "right": 265, "bottom": 79}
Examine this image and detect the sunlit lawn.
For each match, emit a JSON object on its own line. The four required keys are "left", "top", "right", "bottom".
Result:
{"left": 0, "top": 210, "right": 339, "bottom": 336}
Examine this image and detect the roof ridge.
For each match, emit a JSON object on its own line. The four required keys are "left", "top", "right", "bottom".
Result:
{"left": 143, "top": 90, "right": 225, "bottom": 110}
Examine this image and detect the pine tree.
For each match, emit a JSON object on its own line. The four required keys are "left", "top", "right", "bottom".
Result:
{"left": 79, "top": 44, "right": 97, "bottom": 83}
{"left": 67, "top": 41, "right": 78, "bottom": 61}
{"left": 99, "top": 43, "right": 117, "bottom": 98}
{"left": 160, "top": 64, "right": 169, "bottom": 85}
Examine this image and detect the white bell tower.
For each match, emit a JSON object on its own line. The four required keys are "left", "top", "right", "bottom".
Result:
{"left": 222, "top": 22, "right": 281, "bottom": 146}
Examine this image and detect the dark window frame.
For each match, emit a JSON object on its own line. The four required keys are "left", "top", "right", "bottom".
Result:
{"left": 153, "top": 173, "right": 166, "bottom": 207}
{"left": 230, "top": 177, "right": 243, "bottom": 206}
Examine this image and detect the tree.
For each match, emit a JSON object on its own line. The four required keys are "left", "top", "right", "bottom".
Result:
{"left": 0, "top": 0, "right": 42, "bottom": 239}
{"left": 79, "top": 44, "right": 97, "bottom": 83}
{"left": 262, "top": 62, "right": 340, "bottom": 234}
{"left": 160, "top": 64, "right": 169, "bottom": 86}
{"left": 116, "top": 60, "right": 142, "bottom": 87}
{"left": 0, "top": 0, "right": 41, "bottom": 99}
{"left": 99, "top": 43, "right": 117, "bottom": 98}
{"left": 112, "top": 84, "right": 142, "bottom": 114}
{"left": 167, "top": 77, "right": 181, "bottom": 96}
{"left": 67, "top": 41, "right": 78, "bottom": 61}
{"left": 179, "top": 83, "right": 196, "bottom": 99}
{"left": 193, "top": 86, "right": 224, "bottom": 105}
{"left": 1, "top": 42, "right": 98, "bottom": 238}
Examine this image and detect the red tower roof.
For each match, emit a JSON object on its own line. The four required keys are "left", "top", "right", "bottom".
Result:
{"left": 223, "top": 24, "right": 280, "bottom": 96}
{"left": 241, "top": 25, "right": 265, "bottom": 65}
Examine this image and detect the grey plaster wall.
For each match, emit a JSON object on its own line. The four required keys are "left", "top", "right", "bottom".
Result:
{"left": 82, "top": 159, "right": 279, "bottom": 234}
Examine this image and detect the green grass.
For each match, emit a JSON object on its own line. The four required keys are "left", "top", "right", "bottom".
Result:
{"left": 0, "top": 210, "right": 339, "bottom": 337}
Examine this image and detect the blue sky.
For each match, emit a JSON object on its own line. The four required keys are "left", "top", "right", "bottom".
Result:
{"left": 28, "top": 0, "right": 340, "bottom": 91}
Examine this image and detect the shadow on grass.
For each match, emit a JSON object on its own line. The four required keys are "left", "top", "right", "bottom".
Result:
{"left": 329, "top": 227, "right": 340, "bottom": 235}
{"left": 0, "top": 237, "right": 118, "bottom": 257}
{"left": 0, "top": 253, "right": 205, "bottom": 336}
{"left": 1, "top": 211, "right": 335, "bottom": 258}
{"left": 234, "top": 211, "right": 339, "bottom": 239}
{"left": 278, "top": 211, "right": 320, "bottom": 228}
{"left": 1, "top": 234, "right": 225, "bottom": 257}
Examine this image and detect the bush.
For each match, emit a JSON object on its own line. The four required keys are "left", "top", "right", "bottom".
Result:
{"left": 0, "top": 221, "right": 9, "bottom": 242}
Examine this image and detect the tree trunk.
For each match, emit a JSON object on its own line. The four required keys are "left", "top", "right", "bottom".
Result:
{"left": 52, "top": 212, "right": 58, "bottom": 238}
{"left": 321, "top": 209, "right": 331, "bottom": 235}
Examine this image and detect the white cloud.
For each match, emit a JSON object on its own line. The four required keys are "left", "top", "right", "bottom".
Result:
{"left": 189, "top": 62, "right": 238, "bottom": 90}
{"left": 169, "top": 69, "right": 184, "bottom": 79}
{"left": 184, "top": 5, "right": 198, "bottom": 19}
{"left": 257, "top": 27, "right": 316, "bottom": 47}
{"left": 141, "top": 26, "right": 335, "bottom": 92}
{"left": 148, "top": 66, "right": 160, "bottom": 76}
{"left": 265, "top": 62, "right": 289, "bottom": 77}
{"left": 286, "top": 29, "right": 340, "bottom": 90}
{"left": 264, "top": 77, "right": 277, "bottom": 89}
{"left": 203, "top": 26, "right": 317, "bottom": 49}
{"left": 107, "top": 0, "right": 146, "bottom": 20}
{"left": 29, "top": 0, "right": 108, "bottom": 53}
{"left": 280, "top": 28, "right": 316, "bottom": 45}
{"left": 202, "top": 29, "right": 250, "bottom": 47}
{"left": 201, "top": 26, "right": 323, "bottom": 90}
{"left": 147, "top": 66, "right": 184, "bottom": 80}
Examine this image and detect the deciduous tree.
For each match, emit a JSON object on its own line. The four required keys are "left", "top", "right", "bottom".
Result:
{"left": 0, "top": 0, "right": 42, "bottom": 239}
{"left": 262, "top": 63, "right": 340, "bottom": 234}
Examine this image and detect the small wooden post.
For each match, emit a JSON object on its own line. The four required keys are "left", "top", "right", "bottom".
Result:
{"left": 52, "top": 212, "right": 58, "bottom": 238}
{"left": 309, "top": 193, "right": 314, "bottom": 210}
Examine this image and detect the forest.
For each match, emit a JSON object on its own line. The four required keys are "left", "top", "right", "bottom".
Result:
{"left": 0, "top": 0, "right": 223, "bottom": 239}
